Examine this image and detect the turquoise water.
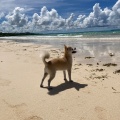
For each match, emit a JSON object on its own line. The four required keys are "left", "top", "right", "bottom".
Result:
{"left": 0, "top": 30, "right": 120, "bottom": 65}
{"left": 1, "top": 29, "right": 120, "bottom": 38}
{"left": 44, "top": 29, "right": 120, "bottom": 38}
{"left": 0, "top": 29, "right": 120, "bottom": 66}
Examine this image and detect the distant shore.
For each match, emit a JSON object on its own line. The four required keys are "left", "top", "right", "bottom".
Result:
{"left": 1, "top": 29, "right": 120, "bottom": 38}
{"left": 0, "top": 32, "right": 44, "bottom": 37}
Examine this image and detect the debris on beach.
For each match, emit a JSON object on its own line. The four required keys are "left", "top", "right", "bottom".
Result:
{"left": 74, "top": 68, "right": 79, "bottom": 70}
{"left": 97, "top": 63, "right": 99, "bottom": 65}
{"left": 94, "top": 75, "right": 107, "bottom": 79}
{"left": 113, "top": 69, "right": 120, "bottom": 74}
{"left": 91, "top": 68, "right": 105, "bottom": 72}
{"left": 74, "top": 63, "right": 82, "bottom": 66}
{"left": 103, "top": 63, "right": 117, "bottom": 67}
{"left": 85, "top": 56, "right": 95, "bottom": 59}
{"left": 112, "top": 87, "right": 116, "bottom": 91}
{"left": 113, "top": 92, "right": 120, "bottom": 93}
{"left": 89, "top": 73, "right": 108, "bottom": 80}
{"left": 50, "top": 50, "right": 58, "bottom": 53}
{"left": 109, "top": 53, "right": 115, "bottom": 57}
{"left": 23, "top": 48, "right": 27, "bottom": 51}
{"left": 86, "top": 64, "right": 93, "bottom": 66}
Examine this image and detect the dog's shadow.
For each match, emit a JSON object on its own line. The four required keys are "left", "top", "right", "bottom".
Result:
{"left": 47, "top": 81, "right": 88, "bottom": 95}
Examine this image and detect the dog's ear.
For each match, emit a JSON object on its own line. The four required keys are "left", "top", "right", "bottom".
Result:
{"left": 64, "top": 45, "right": 67, "bottom": 50}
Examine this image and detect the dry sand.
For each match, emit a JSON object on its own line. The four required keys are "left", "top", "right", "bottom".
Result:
{"left": 0, "top": 40, "right": 120, "bottom": 120}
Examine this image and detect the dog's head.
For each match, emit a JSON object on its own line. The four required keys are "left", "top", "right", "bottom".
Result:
{"left": 64, "top": 45, "right": 77, "bottom": 55}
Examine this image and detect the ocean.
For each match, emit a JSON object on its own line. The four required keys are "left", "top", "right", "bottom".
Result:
{"left": 0, "top": 30, "right": 120, "bottom": 66}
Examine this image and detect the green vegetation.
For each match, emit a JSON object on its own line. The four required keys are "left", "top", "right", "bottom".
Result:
{"left": 0, "top": 32, "right": 43, "bottom": 37}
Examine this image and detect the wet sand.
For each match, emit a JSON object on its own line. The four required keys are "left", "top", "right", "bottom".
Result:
{"left": 0, "top": 39, "right": 120, "bottom": 120}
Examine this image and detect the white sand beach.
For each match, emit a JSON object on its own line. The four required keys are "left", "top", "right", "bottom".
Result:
{"left": 0, "top": 39, "right": 120, "bottom": 120}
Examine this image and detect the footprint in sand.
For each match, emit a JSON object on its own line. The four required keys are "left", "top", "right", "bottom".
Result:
{"left": 3, "top": 100, "right": 27, "bottom": 118}
{"left": 3, "top": 100, "right": 43, "bottom": 120}
{"left": 24, "top": 116, "right": 43, "bottom": 120}
{"left": 95, "top": 106, "right": 107, "bottom": 120}
{"left": 0, "top": 78, "right": 11, "bottom": 86}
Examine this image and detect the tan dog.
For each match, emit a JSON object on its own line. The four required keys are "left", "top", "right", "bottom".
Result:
{"left": 40, "top": 45, "right": 76, "bottom": 90}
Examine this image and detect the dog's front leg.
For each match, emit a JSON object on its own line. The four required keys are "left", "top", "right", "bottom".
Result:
{"left": 63, "top": 71, "right": 67, "bottom": 82}
{"left": 67, "top": 69, "right": 73, "bottom": 82}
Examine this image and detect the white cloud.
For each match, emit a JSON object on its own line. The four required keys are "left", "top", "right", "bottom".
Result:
{"left": 0, "top": 7, "right": 28, "bottom": 33}
{"left": 0, "top": 0, "right": 120, "bottom": 33}
{"left": 5, "top": 7, "right": 28, "bottom": 27}
{"left": 108, "top": 0, "right": 120, "bottom": 25}
{"left": 0, "top": 12, "right": 5, "bottom": 19}
{"left": 30, "top": 6, "right": 66, "bottom": 31}
{"left": 77, "top": 3, "right": 110, "bottom": 27}
{"left": 112, "top": 0, "right": 120, "bottom": 10}
{"left": 74, "top": 0, "right": 120, "bottom": 28}
{"left": 65, "top": 13, "right": 74, "bottom": 29}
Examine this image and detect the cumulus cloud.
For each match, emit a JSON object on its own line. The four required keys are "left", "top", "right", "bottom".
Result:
{"left": 0, "top": 0, "right": 120, "bottom": 33}
{"left": 0, "top": 12, "right": 5, "bottom": 19}
{"left": 5, "top": 7, "right": 28, "bottom": 27}
{"left": 108, "top": 0, "right": 120, "bottom": 25}
{"left": 0, "top": 7, "right": 28, "bottom": 32}
{"left": 30, "top": 6, "right": 66, "bottom": 31}
{"left": 74, "top": 3, "right": 111, "bottom": 28}
{"left": 65, "top": 13, "right": 74, "bottom": 29}
{"left": 76, "top": 0, "right": 120, "bottom": 28}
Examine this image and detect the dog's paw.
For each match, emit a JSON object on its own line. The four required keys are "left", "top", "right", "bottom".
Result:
{"left": 64, "top": 78, "right": 68, "bottom": 82}
{"left": 40, "top": 84, "right": 43, "bottom": 88}
{"left": 48, "top": 87, "right": 53, "bottom": 91}
{"left": 69, "top": 80, "right": 73, "bottom": 82}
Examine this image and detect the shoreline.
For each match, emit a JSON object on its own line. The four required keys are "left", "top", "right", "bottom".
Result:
{"left": 1, "top": 35, "right": 120, "bottom": 39}
{"left": 0, "top": 39, "right": 120, "bottom": 120}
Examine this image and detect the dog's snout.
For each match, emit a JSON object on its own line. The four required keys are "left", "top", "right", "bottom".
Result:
{"left": 72, "top": 48, "right": 77, "bottom": 54}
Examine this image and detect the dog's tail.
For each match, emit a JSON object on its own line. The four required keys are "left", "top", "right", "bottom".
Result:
{"left": 40, "top": 51, "right": 50, "bottom": 65}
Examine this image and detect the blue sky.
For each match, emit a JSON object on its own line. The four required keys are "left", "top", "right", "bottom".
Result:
{"left": 0, "top": 0, "right": 117, "bottom": 17}
{"left": 0, "top": 0, "right": 120, "bottom": 33}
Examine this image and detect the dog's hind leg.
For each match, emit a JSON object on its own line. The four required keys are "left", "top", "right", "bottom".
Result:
{"left": 40, "top": 72, "right": 48, "bottom": 88}
{"left": 48, "top": 72, "right": 56, "bottom": 90}
{"left": 63, "top": 71, "right": 67, "bottom": 82}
